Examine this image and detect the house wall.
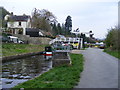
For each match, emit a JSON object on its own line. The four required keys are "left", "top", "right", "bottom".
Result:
{"left": 7, "top": 18, "right": 31, "bottom": 35}
{"left": 27, "top": 19, "right": 31, "bottom": 28}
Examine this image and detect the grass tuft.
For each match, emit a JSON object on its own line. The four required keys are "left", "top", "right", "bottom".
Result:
{"left": 2, "top": 43, "right": 46, "bottom": 56}
{"left": 104, "top": 48, "right": 120, "bottom": 59}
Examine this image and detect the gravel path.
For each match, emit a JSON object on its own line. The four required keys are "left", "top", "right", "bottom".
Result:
{"left": 74, "top": 48, "right": 118, "bottom": 88}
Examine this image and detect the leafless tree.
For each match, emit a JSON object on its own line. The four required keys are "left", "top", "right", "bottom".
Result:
{"left": 31, "top": 8, "right": 57, "bottom": 34}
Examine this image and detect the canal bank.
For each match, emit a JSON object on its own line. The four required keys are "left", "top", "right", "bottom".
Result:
{"left": 2, "top": 51, "right": 44, "bottom": 63}
{"left": 2, "top": 43, "right": 50, "bottom": 88}
{"left": 13, "top": 53, "right": 84, "bottom": 88}
{"left": 2, "top": 43, "right": 46, "bottom": 57}
{"left": 2, "top": 43, "right": 84, "bottom": 88}
{"left": 2, "top": 47, "right": 73, "bottom": 88}
{"left": 2, "top": 50, "right": 84, "bottom": 88}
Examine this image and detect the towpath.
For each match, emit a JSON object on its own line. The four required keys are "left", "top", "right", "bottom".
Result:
{"left": 72, "top": 48, "right": 118, "bottom": 88}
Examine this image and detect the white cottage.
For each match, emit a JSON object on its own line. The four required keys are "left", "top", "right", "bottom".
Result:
{"left": 7, "top": 15, "right": 31, "bottom": 35}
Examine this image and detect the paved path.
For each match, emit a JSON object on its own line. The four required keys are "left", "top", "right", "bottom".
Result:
{"left": 74, "top": 48, "right": 118, "bottom": 88}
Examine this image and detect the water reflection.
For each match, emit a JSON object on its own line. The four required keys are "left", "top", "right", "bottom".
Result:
{"left": 2, "top": 55, "right": 52, "bottom": 88}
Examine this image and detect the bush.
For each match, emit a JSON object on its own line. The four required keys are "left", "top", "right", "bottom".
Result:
{"left": 105, "top": 27, "right": 120, "bottom": 51}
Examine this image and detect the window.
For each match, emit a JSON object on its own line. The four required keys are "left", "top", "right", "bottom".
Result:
{"left": 19, "top": 22, "right": 21, "bottom": 26}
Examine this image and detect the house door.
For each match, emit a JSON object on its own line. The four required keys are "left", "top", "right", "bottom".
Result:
{"left": 18, "top": 28, "right": 23, "bottom": 34}
{"left": 13, "top": 28, "right": 15, "bottom": 34}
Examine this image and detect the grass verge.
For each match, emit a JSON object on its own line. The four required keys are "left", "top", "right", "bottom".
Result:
{"left": 13, "top": 53, "right": 84, "bottom": 88}
{"left": 2, "top": 43, "right": 46, "bottom": 57}
{"left": 104, "top": 48, "right": 120, "bottom": 59}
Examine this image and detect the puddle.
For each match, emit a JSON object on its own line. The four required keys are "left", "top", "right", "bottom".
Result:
{"left": 2, "top": 55, "right": 52, "bottom": 88}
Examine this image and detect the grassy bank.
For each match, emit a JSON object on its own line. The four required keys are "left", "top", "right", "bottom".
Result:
{"left": 104, "top": 48, "right": 120, "bottom": 59}
{"left": 2, "top": 43, "right": 46, "bottom": 57}
{"left": 13, "top": 53, "right": 84, "bottom": 88}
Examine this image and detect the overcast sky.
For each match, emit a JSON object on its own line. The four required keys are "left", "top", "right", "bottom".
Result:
{"left": 0, "top": 0, "right": 119, "bottom": 39}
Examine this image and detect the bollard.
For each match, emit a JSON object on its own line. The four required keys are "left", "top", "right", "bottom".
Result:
{"left": 44, "top": 46, "right": 53, "bottom": 60}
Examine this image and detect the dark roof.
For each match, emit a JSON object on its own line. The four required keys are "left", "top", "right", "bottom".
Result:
{"left": 26, "top": 28, "right": 39, "bottom": 32}
{"left": 26, "top": 28, "right": 40, "bottom": 37}
{"left": 10, "top": 15, "right": 30, "bottom": 21}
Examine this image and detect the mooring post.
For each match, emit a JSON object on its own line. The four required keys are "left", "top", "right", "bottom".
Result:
{"left": 44, "top": 46, "right": 53, "bottom": 60}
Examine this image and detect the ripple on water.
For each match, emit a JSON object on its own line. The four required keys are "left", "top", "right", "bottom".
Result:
{"left": 2, "top": 55, "right": 52, "bottom": 88}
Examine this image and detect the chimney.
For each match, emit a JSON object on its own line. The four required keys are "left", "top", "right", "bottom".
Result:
{"left": 23, "top": 14, "right": 26, "bottom": 16}
{"left": 10, "top": 12, "right": 13, "bottom": 15}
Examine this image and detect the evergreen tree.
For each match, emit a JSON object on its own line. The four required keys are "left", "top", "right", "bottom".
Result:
{"left": 57, "top": 23, "right": 62, "bottom": 35}
{"left": 65, "top": 15, "right": 72, "bottom": 35}
{"left": 52, "top": 22, "right": 58, "bottom": 36}
{"left": 61, "top": 23, "right": 66, "bottom": 35}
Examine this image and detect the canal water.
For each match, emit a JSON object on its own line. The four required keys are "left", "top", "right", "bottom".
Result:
{"left": 2, "top": 55, "right": 52, "bottom": 88}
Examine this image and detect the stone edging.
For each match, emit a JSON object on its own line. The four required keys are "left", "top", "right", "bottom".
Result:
{"left": 2, "top": 51, "right": 44, "bottom": 63}
{"left": 52, "top": 52, "right": 71, "bottom": 67}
